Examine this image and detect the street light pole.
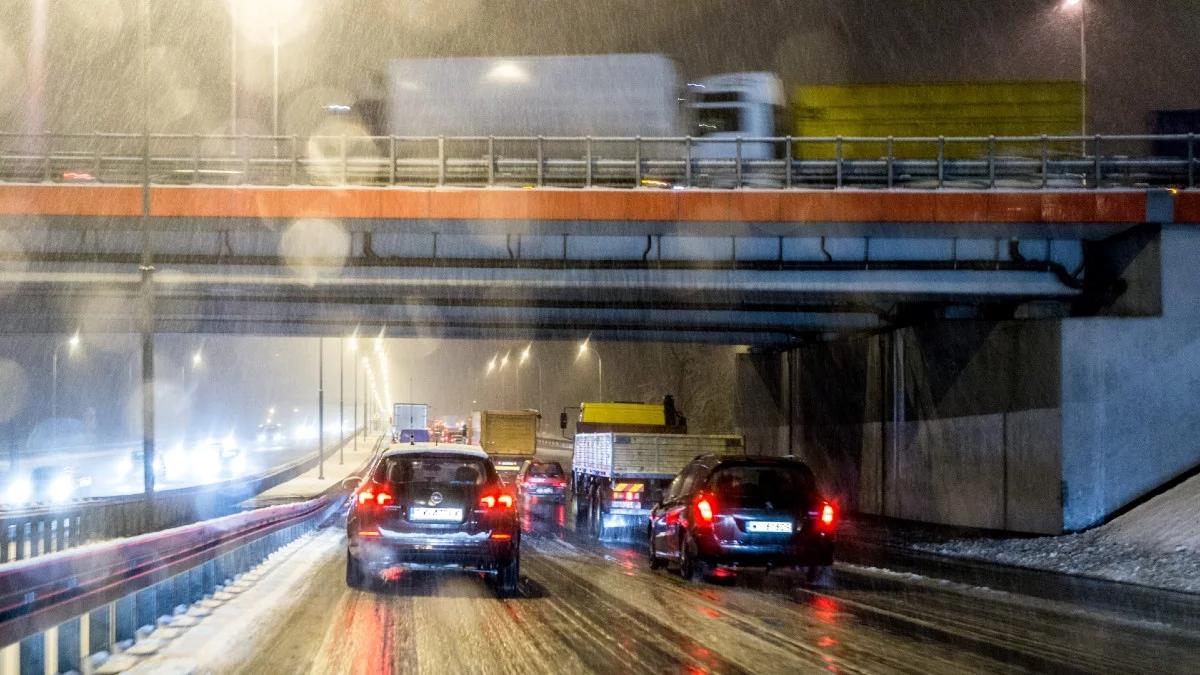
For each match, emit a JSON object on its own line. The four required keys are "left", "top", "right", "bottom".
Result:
{"left": 1079, "top": 1, "right": 1087, "bottom": 138}
{"left": 339, "top": 337, "right": 344, "bottom": 465}
{"left": 317, "top": 337, "right": 324, "bottom": 480}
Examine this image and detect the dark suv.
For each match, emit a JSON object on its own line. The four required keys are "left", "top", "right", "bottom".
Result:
{"left": 648, "top": 455, "right": 835, "bottom": 583}
{"left": 345, "top": 446, "right": 520, "bottom": 595}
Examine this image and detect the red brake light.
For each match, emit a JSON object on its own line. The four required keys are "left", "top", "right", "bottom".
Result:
{"left": 820, "top": 502, "right": 836, "bottom": 529}
{"left": 376, "top": 491, "right": 394, "bottom": 506}
{"left": 695, "top": 496, "right": 715, "bottom": 523}
{"left": 357, "top": 489, "right": 374, "bottom": 505}
{"left": 479, "top": 492, "right": 514, "bottom": 510}
{"left": 479, "top": 494, "right": 496, "bottom": 508}
{"left": 498, "top": 494, "right": 514, "bottom": 509}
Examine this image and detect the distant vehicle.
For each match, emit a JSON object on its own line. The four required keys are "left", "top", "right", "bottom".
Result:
{"left": 573, "top": 430, "right": 745, "bottom": 539}
{"left": 395, "top": 428, "right": 430, "bottom": 444}
{"left": 471, "top": 409, "right": 539, "bottom": 481}
{"left": 516, "top": 460, "right": 567, "bottom": 502}
{"left": 117, "top": 448, "right": 166, "bottom": 484}
{"left": 29, "top": 465, "right": 93, "bottom": 504}
{"left": 392, "top": 403, "right": 429, "bottom": 442}
{"left": 571, "top": 398, "right": 687, "bottom": 435}
{"left": 648, "top": 455, "right": 836, "bottom": 584}
{"left": 256, "top": 423, "right": 285, "bottom": 445}
{"left": 344, "top": 446, "right": 520, "bottom": 596}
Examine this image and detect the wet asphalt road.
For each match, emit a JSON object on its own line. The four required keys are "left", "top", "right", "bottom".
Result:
{"left": 238, "top": 499, "right": 1200, "bottom": 674}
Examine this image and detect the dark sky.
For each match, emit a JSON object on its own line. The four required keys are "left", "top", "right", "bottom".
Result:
{"left": 0, "top": 0, "right": 1196, "bottom": 136}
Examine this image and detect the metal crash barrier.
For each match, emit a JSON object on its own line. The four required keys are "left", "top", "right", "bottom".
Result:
{"left": 0, "top": 131, "right": 1195, "bottom": 190}
{"left": 0, "top": 495, "right": 338, "bottom": 674}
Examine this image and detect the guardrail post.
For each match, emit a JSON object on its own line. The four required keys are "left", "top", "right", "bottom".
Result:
{"left": 389, "top": 136, "right": 397, "bottom": 186}
{"left": 634, "top": 136, "right": 642, "bottom": 187}
{"left": 241, "top": 135, "right": 250, "bottom": 183}
{"left": 486, "top": 136, "right": 494, "bottom": 186}
{"left": 57, "top": 617, "right": 81, "bottom": 674}
{"left": 937, "top": 136, "right": 945, "bottom": 189}
{"left": 339, "top": 135, "right": 347, "bottom": 185}
{"left": 19, "top": 634, "right": 43, "bottom": 675}
{"left": 735, "top": 137, "right": 743, "bottom": 188}
{"left": 1093, "top": 134, "right": 1102, "bottom": 188}
{"left": 1189, "top": 133, "right": 1196, "bottom": 189}
{"left": 537, "top": 136, "right": 544, "bottom": 187}
{"left": 887, "top": 137, "right": 894, "bottom": 189}
{"left": 135, "top": 587, "right": 156, "bottom": 632}
{"left": 115, "top": 595, "right": 136, "bottom": 643}
{"left": 41, "top": 132, "right": 51, "bottom": 183}
{"left": 192, "top": 133, "right": 201, "bottom": 183}
{"left": 1040, "top": 135, "right": 1049, "bottom": 189}
{"left": 290, "top": 135, "right": 299, "bottom": 185}
{"left": 437, "top": 136, "right": 446, "bottom": 186}
{"left": 988, "top": 135, "right": 996, "bottom": 188}
{"left": 585, "top": 136, "right": 593, "bottom": 187}
{"left": 93, "top": 131, "right": 102, "bottom": 180}
{"left": 88, "top": 606, "right": 112, "bottom": 656}
{"left": 685, "top": 136, "right": 693, "bottom": 187}
{"left": 784, "top": 136, "right": 793, "bottom": 189}
{"left": 835, "top": 136, "right": 843, "bottom": 188}
{"left": 143, "top": 131, "right": 150, "bottom": 187}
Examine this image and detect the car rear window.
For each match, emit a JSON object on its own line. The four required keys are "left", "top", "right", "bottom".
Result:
{"left": 528, "top": 462, "right": 564, "bottom": 477}
{"left": 373, "top": 455, "right": 493, "bottom": 487}
{"left": 707, "top": 464, "right": 816, "bottom": 509}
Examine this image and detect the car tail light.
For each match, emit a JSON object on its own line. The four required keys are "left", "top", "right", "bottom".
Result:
{"left": 375, "top": 491, "right": 394, "bottom": 506}
{"left": 490, "top": 533, "right": 512, "bottom": 540}
{"left": 694, "top": 495, "right": 715, "bottom": 523}
{"left": 357, "top": 488, "right": 375, "bottom": 506}
{"left": 818, "top": 501, "right": 836, "bottom": 531}
{"left": 358, "top": 528, "right": 381, "bottom": 538}
{"left": 479, "top": 492, "right": 515, "bottom": 510}
{"left": 356, "top": 486, "right": 393, "bottom": 507}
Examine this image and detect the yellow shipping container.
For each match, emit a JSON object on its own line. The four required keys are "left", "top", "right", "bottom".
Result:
{"left": 579, "top": 402, "right": 666, "bottom": 427}
{"left": 791, "top": 81, "right": 1083, "bottom": 159}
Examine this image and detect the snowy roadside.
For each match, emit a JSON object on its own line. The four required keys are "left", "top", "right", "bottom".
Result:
{"left": 914, "top": 473, "right": 1200, "bottom": 595}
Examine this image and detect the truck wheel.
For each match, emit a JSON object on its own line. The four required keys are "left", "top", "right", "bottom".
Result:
{"left": 495, "top": 555, "right": 520, "bottom": 597}
{"left": 345, "top": 552, "right": 366, "bottom": 590}
{"left": 574, "top": 482, "right": 590, "bottom": 524}
{"left": 590, "top": 490, "right": 609, "bottom": 540}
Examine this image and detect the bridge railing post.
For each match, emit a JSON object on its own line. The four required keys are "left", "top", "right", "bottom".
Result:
{"left": 1093, "top": 134, "right": 1102, "bottom": 188}
{"left": 1189, "top": 133, "right": 1196, "bottom": 189}
{"left": 191, "top": 134, "right": 200, "bottom": 183}
{"left": 634, "top": 136, "right": 642, "bottom": 187}
{"left": 388, "top": 136, "right": 397, "bottom": 186}
{"left": 41, "top": 132, "right": 52, "bottom": 183}
{"left": 784, "top": 136, "right": 792, "bottom": 189}
{"left": 685, "top": 136, "right": 693, "bottom": 188}
{"left": 937, "top": 136, "right": 946, "bottom": 188}
{"left": 585, "top": 136, "right": 593, "bottom": 188}
{"left": 486, "top": 136, "right": 494, "bottom": 186}
{"left": 339, "top": 135, "right": 347, "bottom": 185}
{"left": 735, "top": 137, "right": 743, "bottom": 188}
{"left": 291, "top": 135, "right": 299, "bottom": 185}
{"left": 1040, "top": 135, "right": 1049, "bottom": 189}
{"left": 988, "top": 135, "right": 996, "bottom": 188}
{"left": 241, "top": 135, "right": 250, "bottom": 184}
{"left": 887, "top": 136, "right": 895, "bottom": 189}
{"left": 438, "top": 136, "right": 446, "bottom": 186}
{"left": 536, "top": 135, "right": 544, "bottom": 187}
{"left": 834, "top": 136, "right": 843, "bottom": 189}
{"left": 93, "top": 132, "right": 102, "bottom": 181}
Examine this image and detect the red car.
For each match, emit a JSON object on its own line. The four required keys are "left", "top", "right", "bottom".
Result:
{"left": 517, "top": 460, "right": 568, "bottom": 502}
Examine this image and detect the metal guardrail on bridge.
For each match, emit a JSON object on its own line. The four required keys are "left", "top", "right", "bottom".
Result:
{"left": 0, "top": 132, "right": 1196, "bottom": 191}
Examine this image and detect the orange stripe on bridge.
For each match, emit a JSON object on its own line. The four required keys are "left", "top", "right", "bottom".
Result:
{"left": 0, "top": 184, "right": 1193, "bottom": 224}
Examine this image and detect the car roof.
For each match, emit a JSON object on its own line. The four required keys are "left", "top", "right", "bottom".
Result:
{"left": 380, "top": 443, "right": 489, "bottom": 460}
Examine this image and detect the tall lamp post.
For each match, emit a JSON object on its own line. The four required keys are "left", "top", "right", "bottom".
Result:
{"left": 578, "top": 339, "right": 603, "bottom": 402}
{"left": 50, "top": 332, "right": 82, "bottom": 448}
{"left": 1062, "top": 0, "right": 1087, "bottom": 137}
{"left": 349, "top": 333, "right": 358, "bottom": 454}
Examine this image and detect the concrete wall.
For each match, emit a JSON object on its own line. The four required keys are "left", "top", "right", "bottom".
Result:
{"left": 1061, "top": 225, "right": 1200, "bottom": 530}
{"left": 740, "top": 319, "right": 1065, "bottom": 534}
{"left": 733, "top": 350, "right": 790, "bottom": 456}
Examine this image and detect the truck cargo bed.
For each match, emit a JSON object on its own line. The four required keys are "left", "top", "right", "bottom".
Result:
{"left": 573, "top": 433, "right": 744, "bottom": 479}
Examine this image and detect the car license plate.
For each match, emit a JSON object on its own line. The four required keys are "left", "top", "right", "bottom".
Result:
{"left": 535, "top": 487, "right": 552, "bottom": 494}
{"left": 409, "top": 507, "right": 463, "bottom": 522}
{"left": 747, "top": 521, "right": 792, "bottom": 533}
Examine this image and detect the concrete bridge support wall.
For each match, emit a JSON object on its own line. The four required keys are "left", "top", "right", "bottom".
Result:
{"left": 1061, "top": 225, "right": 1200, "bottom": 530}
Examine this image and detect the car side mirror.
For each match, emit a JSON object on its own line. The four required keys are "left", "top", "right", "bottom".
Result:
{"left": 340, "top": 476, "right": 362, "bottom": 491}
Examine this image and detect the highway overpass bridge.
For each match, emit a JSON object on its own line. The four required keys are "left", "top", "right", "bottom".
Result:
{"left": 0, "top": 132, "right": 1198, "bottom": 537}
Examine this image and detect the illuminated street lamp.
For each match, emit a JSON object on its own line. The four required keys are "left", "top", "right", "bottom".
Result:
{"left": 1060, "top": 0, "right": 1087, "bottom": 136}
{"left": 577, "top": 339, "right": 604, "bottom": 402}
{"left": 192, "top": 350, "right": 203, "bottom": 367}
{"left": 51, "top": 331, "right": 82, "bottom": 448}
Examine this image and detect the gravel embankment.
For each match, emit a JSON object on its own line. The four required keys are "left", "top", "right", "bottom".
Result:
{"left": 915, "top": 473, "right": 1200, "bottom": 594}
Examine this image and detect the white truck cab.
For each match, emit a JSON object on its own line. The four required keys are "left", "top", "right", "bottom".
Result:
{"left": 687, "top": 72, "right": 786, "bottom": 160}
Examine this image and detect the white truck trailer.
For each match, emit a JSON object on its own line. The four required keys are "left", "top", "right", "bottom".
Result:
{"left": 572, "top": 432, "right": 745, "bottom": 539}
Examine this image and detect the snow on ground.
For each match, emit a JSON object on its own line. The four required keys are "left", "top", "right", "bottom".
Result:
{"left": 916, "top": 472, "right": 1200, "bottom": 595}
{"left": 250, "top": 435, "right": 383, "bottom": 505}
